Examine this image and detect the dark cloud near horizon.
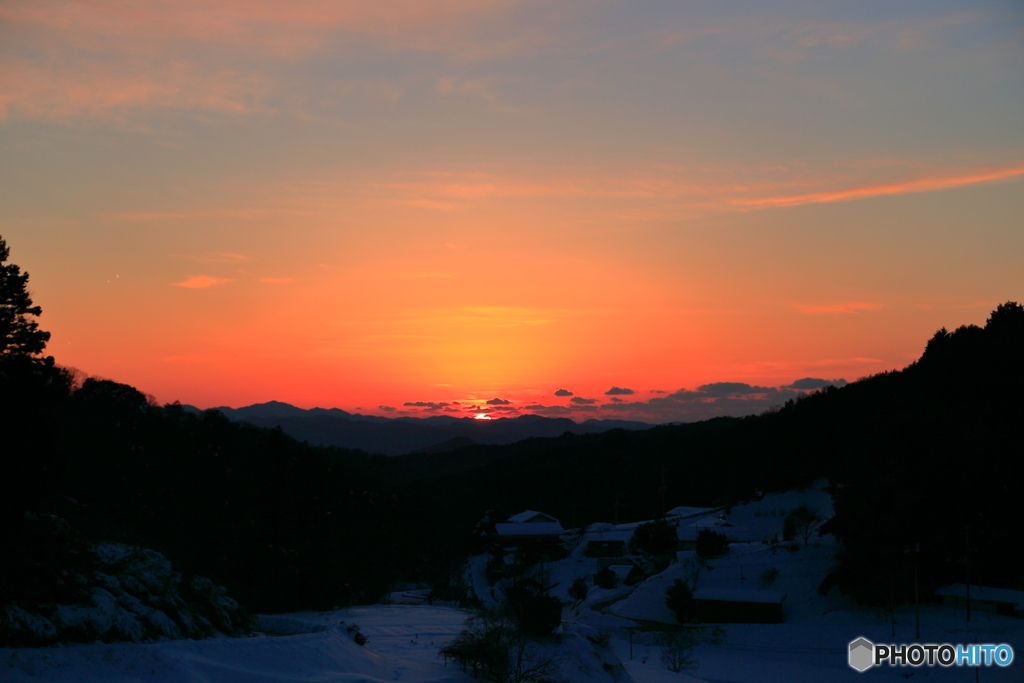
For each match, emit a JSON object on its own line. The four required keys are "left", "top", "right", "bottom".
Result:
{"left": 386, "top": 377, "right": 849, "bottom": 424}
{"left": 785, "top": 377, "right": 848, "bottom": 390}
{"left": 403, "top": 401, "right": 450, "bottom": 410}
{"left": 529, "top": 404, "right": 574, "bottom": 416}
{"left": 694, "top": 382, "right": 776, "bottom": 397}
{"left": 588, "top": 380, "right": 808, "bottom": 424}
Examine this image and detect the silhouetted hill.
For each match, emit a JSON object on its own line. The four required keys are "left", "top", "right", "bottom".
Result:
{"left": 412, "top": 436, "right": 476, "bottom": 454}
{"left": 389, "top": 302, "right": 1024, "bottom": 604}
{"left": 5, "top": 302, "right": 1021, "bottom": 623}
{"left": 182, "top": 404, "right": 655, "bottom": 454}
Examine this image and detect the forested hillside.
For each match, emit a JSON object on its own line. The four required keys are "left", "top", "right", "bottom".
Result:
{"left": 3, "top": 228, "right": 1021, "bottom": 638}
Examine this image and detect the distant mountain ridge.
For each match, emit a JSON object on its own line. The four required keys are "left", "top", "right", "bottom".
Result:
{"left": 181, "top": 401, "right": 655, "bottom": 455}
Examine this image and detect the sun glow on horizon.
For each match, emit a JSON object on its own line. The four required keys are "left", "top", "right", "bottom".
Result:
{"left": 1, "top": 1, "right": 1020, "bottom": 422}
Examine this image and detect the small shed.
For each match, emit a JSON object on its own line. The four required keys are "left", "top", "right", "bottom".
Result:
{"left": 493, "top": 510, "right": 566, "bottom": 564}
{"left": 495, "top": 510, "right": 565, "bottom": 541}
{"left": 693, "top": 588, "right": 787, "bottom": 623}
{"left": 507, "top": 510, "right": 561, "bottom": 524}
{"left": 935, "top": 584, "right": 1024, "bottom": 618}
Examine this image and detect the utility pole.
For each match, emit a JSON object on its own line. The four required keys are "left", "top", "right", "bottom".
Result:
{"left": 914, "top": 559, "right": 920, "bottom": 640}
{"left": 906, "top": 543, "right": 920, "bottom": 640}
{"left": 890, "top": 569, "right": 896, "bottom": 637}
{"left": 659, "top": 470, "right": 667, "bottom": 518}
{"left": 966, "top": 525, "right": 971, "bottom": 623}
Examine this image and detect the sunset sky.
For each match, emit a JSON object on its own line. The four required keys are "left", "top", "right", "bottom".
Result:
{"left": 2, "top": 1, "right": 1022, "bottom": 422}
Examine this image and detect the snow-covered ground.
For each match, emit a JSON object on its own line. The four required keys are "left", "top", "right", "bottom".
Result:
{"left": 5, "top": 482, "right": 1023, "bottom": 682}
{"left": 1, "top": 605, "right": 475, "bottom": 683}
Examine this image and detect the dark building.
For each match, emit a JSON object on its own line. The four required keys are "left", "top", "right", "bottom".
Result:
{"left": 693, "top": 588, "right": 786, "bottom": 623}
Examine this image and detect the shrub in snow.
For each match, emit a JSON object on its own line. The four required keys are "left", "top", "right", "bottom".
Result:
{"left": 439, "top": 607, "right": 564, "bottom": 683}
{"left": 695, "top": 528, "right": 729, "bottom": 559}
{"left": 658, "top": 630, "right": 699, "bottom": 673}
{"left": 505, "top": 580, "right": 563, "bottom": 638}
{"left": 568, "top": 576, "right": 589, "bottom": 602}
{"left": 784, "top": 504, "right": 822, "bottom": 547}
{"left": 758, "top": 567, "right": 779, "bottom": 587}
{"left": 341, "top": 621, "right": 368, "bottom": 645}
{"left": 630, "top": 519, "right": 676, "bottom": 557}
{"left": 664, "top": 579, "right": 694, "bottom": 623}
{"left": 680, "top": 556, "right": 707, "bottom": 591}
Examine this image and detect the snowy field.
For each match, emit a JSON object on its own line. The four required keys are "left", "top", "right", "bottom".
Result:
{"left": 5, "top": 483, "right": 1023, "bottom": 682}
{"left": 7, "top": 602, "right": 1022, "bottom": 683}
{"left": 1, "top": 605, "right": 477, "bottom": 683}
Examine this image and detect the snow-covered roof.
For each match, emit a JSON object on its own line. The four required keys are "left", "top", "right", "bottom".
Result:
{"left": 506, "top": 510, "right": 561, "bottom": 524}
{"left": 677, "top": 523, "right": 754, "bottom": 541}
{"left": 935, "top": 584, "right": 1024, "bottom": 607}
{"left": 680, "top": 515, "right": 726, "bottom": 529}
{"left": 666, "top": 506, "right": 715, "bottom": 519}
{"left": 495, "top": 522, "right": 565, "bottom": 537}
{"left": 580, "top": 526, "right": 634, "bottom": 543}
{"left": 693, "top": 588, "right": 787, "bottom": 604}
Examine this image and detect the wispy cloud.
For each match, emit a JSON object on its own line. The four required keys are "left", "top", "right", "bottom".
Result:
{"left": 182, "top": 252, "right": 249, "bottom": 264}
{"left": 795, "top": 302, "right": 883, "bottom": 315}
{"left": 92, "top": 159, "right": 1024, "bottom": 238}
{"left": 173, "top": 275, "right": 233, "bottom": 289}
{"left": 0, "top": 0, "right": 550, "bottom": 122}
{"left": 258, "top": 277, "right": 293, "bottom": 284}
{"left": 734, "top": 166, "right": 1024, "bottom": 209}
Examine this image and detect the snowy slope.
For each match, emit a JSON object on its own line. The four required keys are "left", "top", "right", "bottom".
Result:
{"left": 6, "top": 482, "right": 1024, "bottom": 683}
{"left": 1, "top": 606, "right": 474, "bottom": 683}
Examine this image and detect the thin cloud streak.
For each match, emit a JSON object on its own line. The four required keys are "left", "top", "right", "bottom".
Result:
{"left": 735, "top": 166, "right": 1024, "bottom": 209}
{"left": 795, "top": 302, "right": 884, "bottom": 315}
{"left": 173, "top": 275, "right": 233, "bottom": 289}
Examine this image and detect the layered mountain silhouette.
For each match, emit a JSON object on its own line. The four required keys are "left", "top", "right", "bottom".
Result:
{"left": 181, "top": 402, "right": 654, "bottom": 455}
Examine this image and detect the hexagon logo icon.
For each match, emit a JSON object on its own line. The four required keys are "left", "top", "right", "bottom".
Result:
{"left": 849, "top": 637, "right": 874, "bottom": 672}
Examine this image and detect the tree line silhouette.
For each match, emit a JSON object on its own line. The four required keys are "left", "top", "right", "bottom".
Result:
{"left": 2, "top": 232, "right": 1021, "bottom": 637}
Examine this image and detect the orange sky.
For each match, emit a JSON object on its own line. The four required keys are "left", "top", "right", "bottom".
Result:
{"left": 2, "top": 1, "right": 1022, "bottom": 422}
